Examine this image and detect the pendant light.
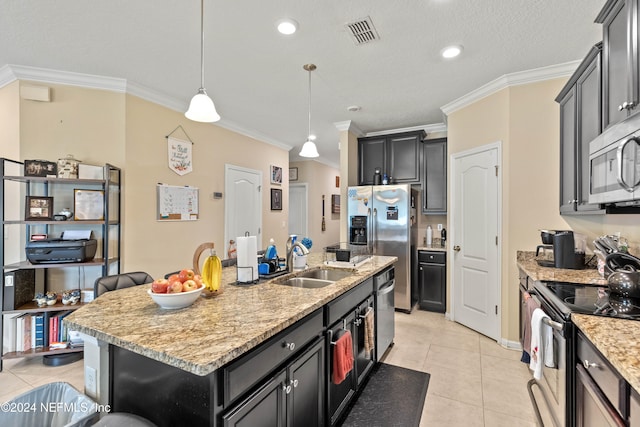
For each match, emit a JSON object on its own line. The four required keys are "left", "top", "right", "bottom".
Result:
{"left": 299, "top": 64, "right": 320, "bottom": 158}
{"left": 185, "top": 0, "right": 221, "bottom": 123}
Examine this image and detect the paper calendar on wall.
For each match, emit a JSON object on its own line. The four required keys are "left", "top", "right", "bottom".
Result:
{"left": 156, "top": 184, "right": 199, "bottom": 221}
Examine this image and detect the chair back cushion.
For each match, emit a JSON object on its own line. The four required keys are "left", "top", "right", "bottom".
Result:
{"left": 94, "top": 272, "right": 154, "bottom": 297}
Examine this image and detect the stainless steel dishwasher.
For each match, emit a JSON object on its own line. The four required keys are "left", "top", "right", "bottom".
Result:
{"left": 374, "top": 266, "right": 395, "bottom": 361}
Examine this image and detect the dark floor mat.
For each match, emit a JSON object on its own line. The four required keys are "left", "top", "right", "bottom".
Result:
{"left": 340, "top": 363, "right": 430, "bottom": 427}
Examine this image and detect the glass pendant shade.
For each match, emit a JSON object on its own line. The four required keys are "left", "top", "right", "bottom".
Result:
{"left": 299, "top": 64, "right": 320, "bottom": 158}
{"left": 299, "top": 139, "right": 319, "bottom": 158}
{"left": 185, "top": 88, "right": 221, "bottom": 123}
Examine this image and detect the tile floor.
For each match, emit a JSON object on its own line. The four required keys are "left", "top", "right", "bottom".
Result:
{"left": 383, "top": 310, "right": 537, "bottom": 427}
{"left": 0, "top": 310, "right": 537, "bottom": 426}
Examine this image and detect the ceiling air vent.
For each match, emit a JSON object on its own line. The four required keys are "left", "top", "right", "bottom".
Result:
{"left": 346, "top": 16, "right": 379, "bottom": 45}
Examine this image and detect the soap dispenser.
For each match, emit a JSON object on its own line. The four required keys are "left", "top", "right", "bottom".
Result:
{"left": 426, "top": 225, "right": 433, "bottom": 246}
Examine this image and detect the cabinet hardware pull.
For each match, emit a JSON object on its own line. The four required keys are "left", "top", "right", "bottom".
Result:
{"left": 453, "top": 245, "right": 461, "bottom": 252}
{"left": 282, "top": 384, "right": 292, "bottom": 394}
{"left": 284, "top": 342, "right": 295, "bottom": 351}
{"left": 582, "top": 359, "right": 599, "bottom": 370}
{"left": 292, "top": 379, "right": 299, "bottom": 388}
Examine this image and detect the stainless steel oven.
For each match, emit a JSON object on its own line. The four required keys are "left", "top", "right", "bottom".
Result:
{"left": 524, "top": 281, "right": 576, "bottom": 427}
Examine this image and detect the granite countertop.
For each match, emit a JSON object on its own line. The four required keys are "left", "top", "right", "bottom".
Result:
{"left": 64, "top": 253, "right": 396, "bottom": 377}
{"left": 417, "top": 245, "right": 447, "bottom": 252}
{"left": 517, "top": 250, "right": 640, "bottom": 393}
{"left": 572, "top": 314, "right": 640, "bottom": 393}
{"left": 516, "top": 251, "right": 606, "bottom": 285}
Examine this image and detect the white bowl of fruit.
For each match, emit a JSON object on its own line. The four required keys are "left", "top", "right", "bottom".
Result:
{"left": 148, "top": 269, "right": 204, "bottom": 309}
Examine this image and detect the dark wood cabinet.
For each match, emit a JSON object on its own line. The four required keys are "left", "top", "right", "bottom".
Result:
{"left": 417, "top": 251, "right": 446, "bottom": 313}
{"left": 556, "top": 43, "right": 604, "bottom": 215}
{"left": 422, "top": 138, "right": 447, "bottom": 214}
{"left": 224, "top": 337, "right": 325, "bottom": 427}
{"left": 358, "top": 137, "right": 387, "bottom": 185}
{"left": 358, "top": 131, "right": 424, "bottom": 185}
{"left": 597, "top": 0, "right": 640, "bottom": 130}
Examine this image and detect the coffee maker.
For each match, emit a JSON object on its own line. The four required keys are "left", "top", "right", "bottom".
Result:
{"left": 537, "top": 230, "right": 585, "bottom": 269}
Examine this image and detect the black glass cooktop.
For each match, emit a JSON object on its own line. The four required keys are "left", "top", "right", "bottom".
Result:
{"left": 542, "top": 281, "right": 640, "bottom": 320}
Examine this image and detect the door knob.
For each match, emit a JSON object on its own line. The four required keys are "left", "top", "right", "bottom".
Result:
{"left": 453, "top": 245, "right": 461, "bottom": 252}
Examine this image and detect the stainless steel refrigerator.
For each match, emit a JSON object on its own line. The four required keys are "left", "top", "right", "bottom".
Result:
{"left": 347, "top": 184, "right": 417, "bottom": 312}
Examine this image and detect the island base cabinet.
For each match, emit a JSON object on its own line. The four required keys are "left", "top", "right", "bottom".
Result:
{"left": 110, "top": 346, "right": 219, "bottom": 427}
{"left": 223, "top": 338, "right": 325, "bottom": 427}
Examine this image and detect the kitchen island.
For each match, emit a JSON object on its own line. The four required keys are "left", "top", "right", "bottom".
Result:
{"left": 65, "top": 253, "right": 396, "bottom": 426}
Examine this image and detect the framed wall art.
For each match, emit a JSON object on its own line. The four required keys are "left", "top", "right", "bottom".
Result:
{"left": 74, "top": 189, "right": 105, "bottom": 220}
{"left": 289, "top": 167, "right": 298, "bottom": 181}
{"left": 25, "top": 196, "right": 54, "bottom": 220}
{"left": 270, "top": 165, "right": 283, "bottom": 185}
{"left": 271, "top": 188, "right": 282, "bottom": 210}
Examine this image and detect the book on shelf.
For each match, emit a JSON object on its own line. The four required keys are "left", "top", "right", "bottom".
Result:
{"left": 58, "top": 311, "right": 73, "bottom": 342}
{"left": 49, "top": 341, "right": 69, "bottom": 350}
{"left": 3, "top": 313, "right": 18, "bottom": 353}
{"left": 33, "top": 313, "right": 45, "bottom": 348}
{"left": 16, "top": 313, "right": 32, "bottom": 352}
{"left": 68, "top": 330, "right": 84, "bottom": 348}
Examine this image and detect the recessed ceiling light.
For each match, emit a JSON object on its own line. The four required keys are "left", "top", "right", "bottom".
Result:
{"left": 441, "top": 45, "right": 463, "bottom": 59}
{"left": 347, "top": 105, "right": 361, "bottom": 112}
{"left": 308, "top": 134, "right": 317, "bottom": 141}
{"left": 276, "top": 18, "right": 298, "bottom": 35}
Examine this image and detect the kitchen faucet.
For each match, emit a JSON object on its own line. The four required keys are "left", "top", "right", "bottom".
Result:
{"left": 286, "top": 237, "right": 309, "bottom": 272}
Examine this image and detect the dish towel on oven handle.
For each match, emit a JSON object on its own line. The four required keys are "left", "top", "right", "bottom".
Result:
{"left": 529, "top": 308, "right": 555, "bottom": 380}
{"left": 332, "top": 330, "right": 354, "bottom": 385}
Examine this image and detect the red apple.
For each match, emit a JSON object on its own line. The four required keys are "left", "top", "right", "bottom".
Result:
{"left": 167, "top": 281, "right": 183, "bottom": 293}
{"left": 151, "top": 278, "right": 170, "bottom": 294}
{"left": 193, "top": 275, "right": 203, "bottom": 288}
{"left": 182, "top": 279, "right": 199, "bottom": 292}
{"left": 167, "top": 274, "right": 180, "bottom": 283}
{"left": 178, "top": 269, "right": 195, "bottom": 282}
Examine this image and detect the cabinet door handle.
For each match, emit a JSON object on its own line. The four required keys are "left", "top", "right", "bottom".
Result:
{"left": 582, "top": 359, "right": 600, "bottom": 370}
{"left": 453, "top": 245, "right": 461, "bottom": 252}
{"left": 292, "top": 379, "right": 299, "bottom": 388}
{"left": 282, "top": 384, "right": 292, "bottom": 394}
{"left": 284, "top": 342, "right": 295, "bottom": 351}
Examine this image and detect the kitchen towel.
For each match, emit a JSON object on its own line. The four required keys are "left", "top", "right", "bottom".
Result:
{"left": 332, "top": 330, "right": 354, "bottom": 385}
{"left": 236, "top": 235, "right": 258, "bottom": 283}
{"left": 521, "top": 293, "right": 540, "bottom": 363}
{"left": 529, "top": 308, "right": 554, "bottom": 380}
{"left": 363, "top": 307, "right": 375, "bottom": 354}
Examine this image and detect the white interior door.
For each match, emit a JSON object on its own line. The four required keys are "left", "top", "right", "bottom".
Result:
{"left": 289, "top": 183, "right": 308, "bottom": 237}
{"left": 451, "top": 143, "right": 500, "bottom": 340}
{"left": 224, "top": 164, "right": 262, "bottom": 258}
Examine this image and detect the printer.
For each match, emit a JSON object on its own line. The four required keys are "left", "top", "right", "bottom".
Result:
{"left": 26, "top": 230, "right": 97, "bottom": 264}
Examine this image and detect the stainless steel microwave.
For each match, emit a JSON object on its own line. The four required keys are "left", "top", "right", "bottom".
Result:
{"left": 589, "top": 127, "right": 640, "bottom": 205}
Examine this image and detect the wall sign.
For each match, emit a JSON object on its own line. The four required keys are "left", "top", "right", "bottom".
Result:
{"left": 168, "top": 136, "right": 193, "bottom": 176}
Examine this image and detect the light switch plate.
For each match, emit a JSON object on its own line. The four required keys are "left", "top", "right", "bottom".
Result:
{"left": 437, "top": 224, "right": 443, "bottom": 231}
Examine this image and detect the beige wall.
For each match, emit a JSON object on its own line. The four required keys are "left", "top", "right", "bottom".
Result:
{"left": 122, "top": 95, "right": 290, "bottom": 277}
{"left": 289, "top": 160, "right": 341, "bottom": 252}
{"left": 12, "top": 83, "right": 290, "bottom": 283}
{"left": 448, "top": 77, "right": 640, "bottom": 343}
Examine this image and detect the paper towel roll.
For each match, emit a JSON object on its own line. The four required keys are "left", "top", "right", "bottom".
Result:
{"left": 237, "top": 235, "right": 258, "bottom": 282}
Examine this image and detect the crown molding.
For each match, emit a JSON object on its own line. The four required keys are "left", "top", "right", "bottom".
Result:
{"left": 1, "top": 64, "right": 294, "bottom": 152}
{"left": 365, "top": 122, "right": 447, "bottom": 137}
{"left": 334, "top": 120, "right": 364, "bottom": 136}
{"left": 3, "top": 64, "right": 127, "bottom": 92}
{"left": 440, "top": 60, "right": 581, "bottom": 116}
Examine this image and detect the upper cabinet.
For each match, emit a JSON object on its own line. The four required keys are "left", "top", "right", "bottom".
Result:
{"left": 556, "top": 43, "right": 604, "bottom": 214}
{"left": 422, "top": 138, "right": 447, "bottom": 215}
{"left": 597, "top": 0, "right": 640, "bottom": 129}
{"left": 358, "top": 131, "right": 424, "bottom": 185}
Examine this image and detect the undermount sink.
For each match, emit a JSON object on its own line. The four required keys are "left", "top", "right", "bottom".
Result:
{"left": 280, "top": 277, "right": 334, "bottom": 288}
{"left": 274, "top": 268, "right": 353, "bottom": 289}
{"left": 297, "top": 269, "right": 352, "bottom": 282}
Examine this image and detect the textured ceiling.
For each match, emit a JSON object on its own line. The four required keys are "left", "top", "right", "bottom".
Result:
{"left": 0, "top": 0, "right": 604, "bottom": 167}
